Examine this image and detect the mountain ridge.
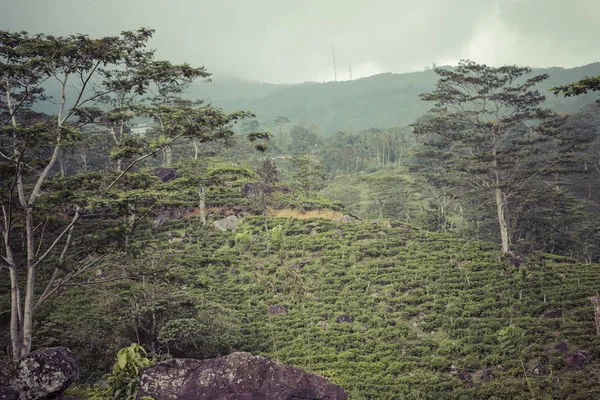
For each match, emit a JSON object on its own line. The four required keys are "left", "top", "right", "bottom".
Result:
{"left": 191, "top": 62, "right": 600, "bottom": 134}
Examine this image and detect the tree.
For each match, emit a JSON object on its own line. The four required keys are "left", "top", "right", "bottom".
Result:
{"left": 289, "top": 156, "right": 327, "bottom": 197}
{"left": 0, "top": 28, "right": 268, "bottom": 360}
{"left": 249, "top": 157, "right": 281, "bottom": 253}
{"left": 552, "top": 76, "right": 600, "bottom": 104}
{"left": 413, "top": 60, "right": 567, "bottom": 254}
{"left": 289, "top": 124, "right": 323, "bottom": 155}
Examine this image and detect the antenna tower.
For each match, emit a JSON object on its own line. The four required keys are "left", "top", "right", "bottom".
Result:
{"left": 332, "top": 45, "right": 337, "bottom": 81}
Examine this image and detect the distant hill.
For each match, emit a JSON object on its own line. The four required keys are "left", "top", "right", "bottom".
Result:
{"left": 191, "top": 63, "right": 600, "bottom": 135}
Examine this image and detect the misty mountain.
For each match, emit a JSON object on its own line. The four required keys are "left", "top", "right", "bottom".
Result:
{"left": 191, "top": 63, "right": 600, "bottom": 135}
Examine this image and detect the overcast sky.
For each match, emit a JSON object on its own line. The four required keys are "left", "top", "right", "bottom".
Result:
{"left": 2, "top": 0, "right": 599, "bottom": 83}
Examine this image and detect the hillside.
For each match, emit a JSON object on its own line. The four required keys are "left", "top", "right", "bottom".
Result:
{"left": 192, "top": 63, "right": 600, "bottom": 134}
{"left": 40, "top": 214, "right": 600, "bottom": 399}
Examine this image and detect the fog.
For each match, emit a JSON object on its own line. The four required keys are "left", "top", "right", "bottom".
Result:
{"left": 2, "top": 0, "right": 599, "bottom": 82}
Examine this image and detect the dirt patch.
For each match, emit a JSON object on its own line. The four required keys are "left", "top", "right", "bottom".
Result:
{"left": 269, "top": 209, "right": 345, "bottom": 220}
{"left": 183, "top": 207, "right": 345, "bottom": 221}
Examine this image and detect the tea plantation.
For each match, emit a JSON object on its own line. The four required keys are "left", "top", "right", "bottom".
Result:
{"left": 119, "top": 215, "right": 600, "bottom": 399}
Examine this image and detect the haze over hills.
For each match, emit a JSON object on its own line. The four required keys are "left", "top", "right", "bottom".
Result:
{"left": 190, "top": 62, "right": 600, "bottom": 135}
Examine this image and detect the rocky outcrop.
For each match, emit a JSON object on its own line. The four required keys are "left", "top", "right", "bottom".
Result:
{"left": 138, "top": 352, "right": 347, "bottom": 400}
{"left": 150, "top": 167, "right": 177, "bottom": 182}
{"left": 214, "top": 215, "right": 243, "bottom": 231}
{"left": 11, "top": 347, "right": 80, "bottom": 400}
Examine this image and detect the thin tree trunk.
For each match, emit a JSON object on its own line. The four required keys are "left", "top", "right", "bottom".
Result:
{"left": 198, "top": 185, "right": 206, "bottom": 225}
{"left": 164, "top": 146, "right": 173, "bottom": 167}
{"left": 495, "top": 188, "right": 510, "bottom": 254}
{"left": 21, "top": 207, "right": 35, "bottom": 355}
{"left": 193, "top": 139, "right": 200, "bottom": 160}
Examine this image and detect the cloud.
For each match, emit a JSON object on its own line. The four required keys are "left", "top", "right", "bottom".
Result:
{"left": 1, "top": 0, "right": 598, "bottom": 82}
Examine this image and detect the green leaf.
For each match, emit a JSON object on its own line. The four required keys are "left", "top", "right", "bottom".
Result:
{"left": 117, "top": 351, "right": 128, "bottom": 369}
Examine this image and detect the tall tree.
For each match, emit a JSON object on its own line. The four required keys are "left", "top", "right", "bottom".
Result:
{"left": 0, "top": 28, "right": 267, "bottom": 360}
{"left": 413, "top": 60, "right": 567, "bottom": 254}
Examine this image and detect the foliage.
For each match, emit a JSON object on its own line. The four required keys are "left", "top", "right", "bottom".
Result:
{"left": 105, "top": 344, "right": 153, "bottom": 400}
{"left": 288, "top": 156, "right": 327, "bottom": 197}
{"left": 0, "top": 27, "right": 268, "bottom": 361}
{"left": 552, "top": 76, "right": 600, "bottom": 103}
{"left": 192, "top": 63, "right": 600, "bottom": 135}
{"left": 413, "top": 60, "right": 572, "bottom": 253}
{"left": 497, "top": 325, "right": 526, "bottom": 355}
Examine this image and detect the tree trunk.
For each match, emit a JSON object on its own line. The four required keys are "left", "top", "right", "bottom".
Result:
{"left": 198, "top": 185, "right": 206, "bottom": 225}
{"left": 495, "top": 188, "right": 510, "bottom": 254}
{"left": 164, "top": 146, "right": 173, "bottom": 167}
{"left": 193, "top": 139, "right": 200, "bottom": 160}
{"left": 21, "top": 206, "right": 36, "bottom": 356}
{"left": 8, "top": 260, "right": 22, "bottom": 360}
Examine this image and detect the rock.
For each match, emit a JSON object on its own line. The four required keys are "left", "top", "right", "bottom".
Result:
{"left": 214, "top": 215, "right": 243, "bottom": 231}
{"left": 11, "top": 347, "right": 80, "bottom": 400}
{"left": 554, "top": 341, "right": 568, "bottom": 352}
{"left": 317, "top": 321, "right": 329, "bottom": 331}
{"left": 268, "top": 305, "right": 288, "bottom": 316}
{"left": 337, "top": 215, "right": 353, "bottom": 223}
{"left": 456, "top": 370, "right": 472, "bottom": 388}
{"left": 565, "top": 351, "right": 594, "bottom": 369}
{"left": 544, "top": 310, "right": 562, "bottom": 319}
{"left": 153, "top": 213, "right": 168, "bottom": 227}
{"left": 507, "top": 253, "right": 527, "bottom": 268}
{"left": 479, "top": 369, "right": 493, "bottom": 381}
{"left": 335, "top": 314, "right": 354, "bottom": 324}
{"left": 0, "top": 387, "right": 18, "bottom": 400}
{"left": 415, "top": 312, "right": 427, "bottom": 321}
{"left": 138, "top": 352, "right": 347, "bottom": 400}
{"left": 150, "top": 167, "right": 177, "bottom": 182}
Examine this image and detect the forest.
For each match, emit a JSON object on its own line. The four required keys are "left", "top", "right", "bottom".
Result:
{"left": 2, "top": 26, "right": 600, "bottom": 399}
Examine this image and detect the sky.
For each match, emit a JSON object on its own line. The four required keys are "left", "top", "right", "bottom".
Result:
{"left": 1, "top": 0, "right": 599, "bottom": 83}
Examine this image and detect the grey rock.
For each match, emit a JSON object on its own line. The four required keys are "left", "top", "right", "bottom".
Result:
{"left": 335, "top": 314, "right": 354, "bottom": 324}
{"left": 268, "top": 305, "right": 288, "bottom": 316}
{"left": 11, "top": 347, "right": 79, "bottom": 400}
{"left": 138, "top": 352, "right": 347, "bottom": 400}
{"left": 214, "top": 215, "right": 243, "bottom": 231}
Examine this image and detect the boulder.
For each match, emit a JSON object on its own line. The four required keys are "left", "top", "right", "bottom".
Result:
{"left": 479, "top": 369, "right": 493, "bottom": 381}
{"left": 336, "top": 215, "right": 353, "bottom": 223}
{"left": 565, "top": 351, "right": 594, "bottom": 369}
{"left": 150, "top": 167, "right": 177, "bottom": 182}
{"left": 335, "top": 314, "right": 354, "bottom": 324}
{"left": 11, "top": 347, "right": 79, "bottom": 400}
{"left": 0, "top": 387, "right": 18, "bottom": 400}
{"left": 554, "top": 341, "right": 568, "bottom": 352}
{"left": 138, "top": 352, "right": 347, "bottom": 400}
{"left": 268, "top": 305, "right": 288, "bottom": 316}
{"left": 214, "top": 216, "right": 243, "bottom": 231}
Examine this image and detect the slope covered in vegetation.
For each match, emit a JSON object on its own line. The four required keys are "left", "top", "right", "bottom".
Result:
{"left": 39, "top": 213, "right": 600, "bottom": 399}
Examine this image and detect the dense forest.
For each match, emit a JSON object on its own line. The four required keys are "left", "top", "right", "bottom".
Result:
{"left": 2, "top": 27, "right": 600, "bottom": 399}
